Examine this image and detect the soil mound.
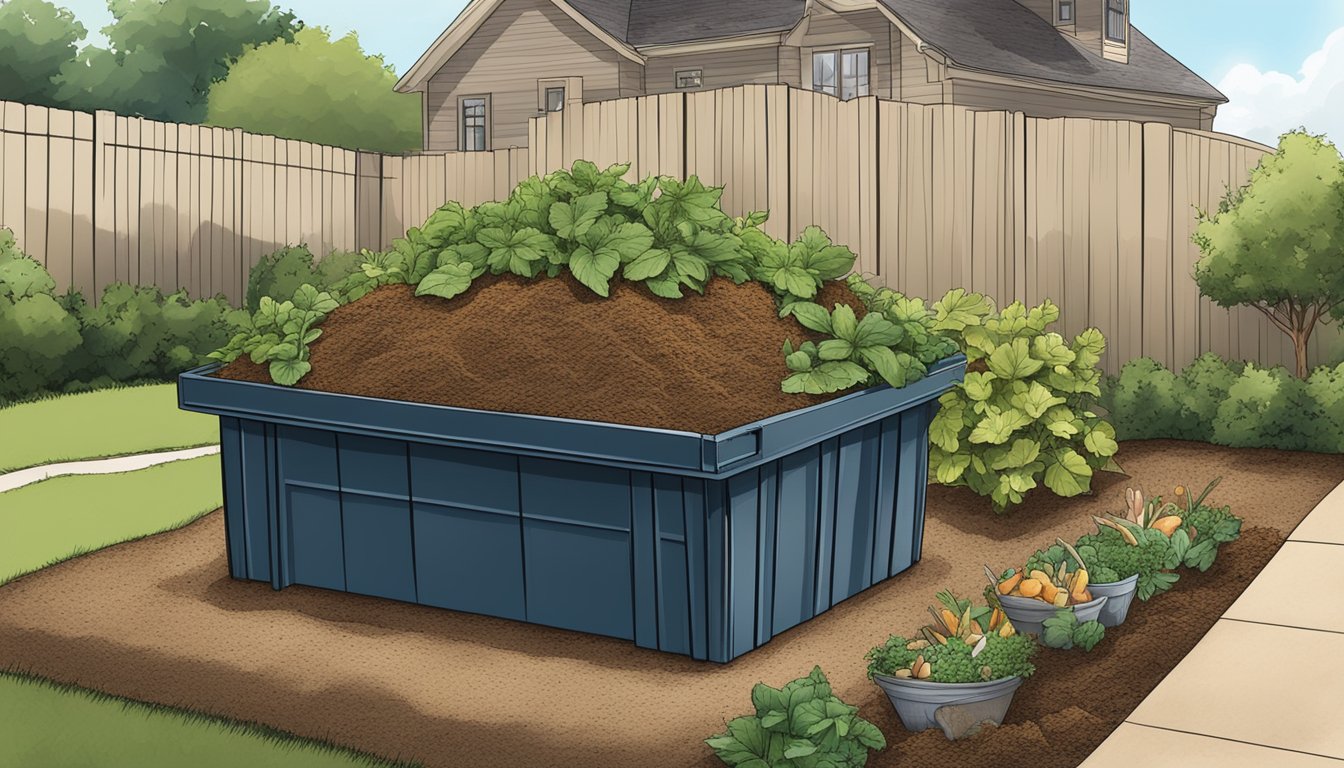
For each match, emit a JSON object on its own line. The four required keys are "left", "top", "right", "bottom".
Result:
{"left": 216, "top": 275, "right": 867, "bottom": 434}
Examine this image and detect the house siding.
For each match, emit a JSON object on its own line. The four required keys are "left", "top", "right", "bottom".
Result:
{"left": 899, "top": 34, "right": 941, "bottom": 104}
{"left": 948, "top": 79, "right": 1206, "bottom": 128}
{"left": 423, "top": 0, "right": 627, "bottom": 151}
{"left": 644, "top": 46, "right": 781, "bottom": 95}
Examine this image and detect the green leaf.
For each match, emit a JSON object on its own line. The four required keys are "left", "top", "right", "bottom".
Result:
{"left": 786, "top": 303, "right": 833, "bottom": 334}
{"left": 990, "top": 438, "right": 1042, "bottom": 470}
{"left": 987, "top": 338, "right": 1045, "bottom": 380}
{"left": 830, "top": 305, "right": 859, "bottom": 341}
{"left": 644, "top": 273, "right": 683, "bottom": 299}
{"left": 929, "top": 405, "right": 963, "bottom": 452}
{"left": 969, "top": 408, "right": 1033, "bottom": 445}
{"left": 852, "top": 314, "right": 904, "bottom": 347}
{"left": 549, "top": 191, "right": 608, "bottom": 240}
{"left": 935, "top": 453, "right": 972, "bottom": 484}
{"left": 569, "top": 245, "right": 621, "bottom": 297}
{"left": 782, "top": 361, "right": 869, "bottom": 394}
{"left": 933, "top": 288, "right": 993, "bottom": 332}
{"left": 1183, "top": 540, "right": 1218, "bottom": 571}
{"left": 783, "top": 739, "right": 818, "bottom": 759}
{"left": 1041, "top": 610, "right": 1077, "bottom": 649}
{"left": 773, "top": 266, "right": 818, "bottom": 298}
{"left": 1083, "top": 421, "right": 1120, "bottom": 457}
{"left": 1073, "top": 620, "right": 1106, "bottom": 651}
{"left": 859, "top": 346, "right": 918, "bottom": 389}
{"left": 622, "top": 248, "right": 671, "bottom": 281}
{"left": 1043, "top": 449, "right": 1093, "bottom": 497}
{"left": 785, "top": 351, "right": 814, "bottom": 373}
{"left": 1031, "top": 333, "right": 1076, "bottom": 366}
{"left": 818, "top": 339, "right": 854, "bottom": 361}
{"left": 415, "top": 263, "right": 474, "bottom": 300}
{"left": 962, "top": 372, "right": 998, "bottom": 402}
{"left": 268, "top": 358, "right": 311, "bottom": 387}
{"left": 1013, "top": 381, "right": 1067, "bottom": 420}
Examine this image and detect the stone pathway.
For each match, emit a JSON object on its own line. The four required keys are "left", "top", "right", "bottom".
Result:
{"left": 0, "top": 446, "right": 221, "bottom": 494}
{"left": 1082, "top": 480, "right": 1344, "bottom": 767}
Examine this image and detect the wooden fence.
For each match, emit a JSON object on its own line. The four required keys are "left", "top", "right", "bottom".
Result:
{"left": 2, "top": 88, "right": 1336, "bottom": 372}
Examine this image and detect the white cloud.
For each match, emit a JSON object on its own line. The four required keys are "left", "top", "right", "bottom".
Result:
{"left": 1214, "top": 27, "right": 1344, "bottom": 146}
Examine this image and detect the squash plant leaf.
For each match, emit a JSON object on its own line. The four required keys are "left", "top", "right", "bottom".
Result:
{"left": 644, "top": 272, "right": 683, "bottom": 299}
{"left": 480, "top": 227, "right": 553, "bottom": 277}
{"left": 549, "top": 191, "right": 608, "bottom": 240}
{"left": 416, "top": 262, "right": 475, "bottom": 301}
{"left": 987, "top": 338, "right": 1045, "bottom": 380}
{"left": 782, "top": 361, "right": 869, "bottom": 395}
{"left": 268, "top": 358, "right": 311, "bottom": 387}
{"left": 623, "top": 249, "right": 671, "bottom": 282}
{"left": 1043, "top": 449, "right": 1092, "bottom": 497}
{"left": 791, "top": 226, "right": 856, "bottom": 280}
{"left": 783, "top": 302, "right": 832, "bottom": 334}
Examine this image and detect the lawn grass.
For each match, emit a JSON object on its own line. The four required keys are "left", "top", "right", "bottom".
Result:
{"left": 0, "top": 455, "right": 223, "bottom": 584}
{"left": 0, "top": 672, "right": 420, "bottom": 768}
{"left": 0, "top": 383, "right": 218, "bottom": 474}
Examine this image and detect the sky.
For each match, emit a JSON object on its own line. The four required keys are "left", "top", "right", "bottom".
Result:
{"left": 50, "top": 0, "right": 1344, "bottom": 145}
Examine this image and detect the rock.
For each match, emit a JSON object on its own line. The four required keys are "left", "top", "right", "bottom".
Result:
{"left": 933, "top": 700, "right": 1010, "bottom": 740}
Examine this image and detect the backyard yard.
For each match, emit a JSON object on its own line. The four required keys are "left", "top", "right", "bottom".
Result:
{"left": 0, "top": 402, "right": 1338, "bottom": 767}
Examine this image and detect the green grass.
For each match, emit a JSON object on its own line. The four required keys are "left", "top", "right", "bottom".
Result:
{"left": 0, "top": 383, "right": 219, "bottom": 474}
{"left": 0, "top": 455, "right": 223, "bottom": 584}
{"left": 0, "top": 672, "right": 420, "bottom": 768}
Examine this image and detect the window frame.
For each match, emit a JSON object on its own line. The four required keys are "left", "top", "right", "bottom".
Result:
{"left": 810, "top": 47, "right": 870, "bottom": 101}
{"left": 675, "top": 69, "right": 703, "bottom": 89}
{"left": 459, "top": 95, "right": 490, "bottom": 152}
{"left": 1057, "top": 0, "right": 1074, "bottom": 24}
{"left": 1105, "top": 0, "right": 1127, "bottom": 43}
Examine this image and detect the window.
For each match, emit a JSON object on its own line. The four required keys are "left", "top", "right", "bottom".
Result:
{"left": 675, "top": 69, "right": 703, "bottom": 89}
{"left": 460, "top": 97, "right": 487, "bottom": 152}
{"left": 1057, "top": 0, "right": 1074, "bottom": 23}
{"left": 812, "top": 49, "right": 869, "bottom": 100}
{"left": 1106, "top": 0, "right": 1126, "bottom": 42}
{"left": 545, "top": 87, "right": 565, "bottom": 112}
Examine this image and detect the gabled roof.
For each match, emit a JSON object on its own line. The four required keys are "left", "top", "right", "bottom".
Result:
{"left": 400, "top": 0, "right": 1225, "bottom": 104}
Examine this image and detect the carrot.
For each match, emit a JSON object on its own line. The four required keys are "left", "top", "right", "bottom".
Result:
{"left": 998, "top": 572, "right": 1023, "bottom": 595}
{"left": 940, "top": 609, "right": 961, "bottom": 634}
{"left": 1018, "top": 578, "right": 1043, "bottom": 598}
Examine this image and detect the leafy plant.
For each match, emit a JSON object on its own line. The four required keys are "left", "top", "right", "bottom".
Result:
{"left": 1040, "top": 609, "right": 1106, "bottom": 652}
{"left": 927, "top": 292, "right": 1120, "bottom": 511}
{"left": 209, "top": 283, "right": 339, "bottom": 385}
{"left": 1171, "top": 478, "right": 1243, "bottom": 572}
{"left": 705, "top": 666, "right": 886, "bottom": 768}
{"left": 865, "top": 592, "right": 1035, "bottom": 685}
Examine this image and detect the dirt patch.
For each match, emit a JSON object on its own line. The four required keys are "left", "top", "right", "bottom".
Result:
{"left": 216, "top": 275, "right": 868, "bottom": 434}
{"left": 0, "top": 441, "right": 1339, "bottom": 768}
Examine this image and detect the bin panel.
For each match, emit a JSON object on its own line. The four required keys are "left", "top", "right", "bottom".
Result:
{"left": 650, "top": 475, "right": 691, "bottom": 655}
{"left": 238, "top": 420, "right": 273, "bottom": 582}
{"left": 833, "top": 423, "right": 882, "bottom": 603}
{"left": 891, "top": 406, "right": 928, "bottom": 576}
{"left": 286, "top": 486, "right": 345, "bottom": 591}
{"left": 523, "top": 519, "right": 634, "bottom": 640}
{"left": 414, "top": 501, "right": 525, "bottom": 620}
{"left": 219, "top": 418, "right": 247, "bottom": 579}
{"left": 410, "top": 444, "right": 519, "bottom": 514}
{"left": 519, "top": 458, "right": 630, "bottom": 530}
{"left": 772, "top": 446, "right": 821, "bottom": 635}
{"left": 342, "top": 493, "right": 416, "bottom": 602}
{"left": 338, "top": 434, "right": 408, "bottom": 496}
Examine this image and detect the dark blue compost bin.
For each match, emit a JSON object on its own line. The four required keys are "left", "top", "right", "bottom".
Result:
{"left": 178, "top": 354, "right": 966, "bottom": 662}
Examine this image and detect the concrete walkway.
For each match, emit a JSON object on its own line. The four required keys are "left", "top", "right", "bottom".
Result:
{"left": 1082, "top": 479, "right": 1344, "bottom": 767}
{"left": 0, "top": 446, "right": 221, "bottom": 494}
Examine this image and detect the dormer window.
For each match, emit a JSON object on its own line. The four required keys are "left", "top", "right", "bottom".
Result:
{"left": 1105, "top": 0, "right": 1127, "bottom": 43}
{"left": 1058, "top": 0, "right": 1074, "bottom": 23}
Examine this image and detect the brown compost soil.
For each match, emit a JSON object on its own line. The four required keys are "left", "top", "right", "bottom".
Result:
{"left": 215, "top": 275, "right": 869, "bottom": 434}
{"left": 1, "top": 441, "right": 1340, "bottom": 768}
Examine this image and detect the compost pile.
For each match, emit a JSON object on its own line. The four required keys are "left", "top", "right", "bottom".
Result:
{"left": 216, "top": 275, "right": 865, "bottom": 434}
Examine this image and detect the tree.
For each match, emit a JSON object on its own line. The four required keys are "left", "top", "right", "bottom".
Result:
{"left": 1194, "top": 130, "right": 1344, "bottom": 378}
{"left": 0, "top": 0, "right": 86, "bottom": 107}
{"left": 55, "top": 0, "right": 300, "bottom": 122}
{"left": 205, "top": 27, "right": 421, "bottom": 152}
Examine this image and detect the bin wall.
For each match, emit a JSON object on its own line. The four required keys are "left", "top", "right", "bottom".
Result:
{"left": 218, "top": 403, "right": 937, "bottom": 662}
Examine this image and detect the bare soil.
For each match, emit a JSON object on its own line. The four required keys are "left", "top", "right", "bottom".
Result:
{"left": 0, "top": 441, "right": 1339, "bottom": 768}
{"left": 216, "top": 276, "right": 867, "bottom": 434}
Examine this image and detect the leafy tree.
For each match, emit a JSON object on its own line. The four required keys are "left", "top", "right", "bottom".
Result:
{"left": 0, "top": 0, "right": 86, "bottom": 107}
{"left": 55, "top": 0, "right": 300, "bottom": 122}
{"left": 205, "top": 27, "right": 420, "bottom": 152}
{"left": 1193, "top": 130, "right": 1344, "bottom": 377}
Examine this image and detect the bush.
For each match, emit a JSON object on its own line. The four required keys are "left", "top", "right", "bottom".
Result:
{"left": 0, "top": 227, "right": 249, "bottom": 404}
{"left": 926, "top": 294, "right": 1120, "bottom": 512}
{"left": 245, "top": 245, "right": 362, "bottom": 313}
{"left": 706, "top": 667, "right": 886, "bottom": 767}
{"left": 0, "top": 229, "right": 83, "bottom": 402}
{"left": 1104, "top": 354, "right": 1344, "bottom": 453}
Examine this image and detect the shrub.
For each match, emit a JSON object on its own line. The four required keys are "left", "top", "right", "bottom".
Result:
{"left": 245, "top": 246, "right": 362, "bottom": 313}
{"left": 706, "top": 667, "right": 886, "bottom": 768}
{"left": 926, "top": 293, "right": 1119, "bottom": 512}
{"left": 1104, "top": 354, "right": 1342, "bottom": 453}
{"left": 0, "top": 229, "right": 82, "bottom": 402}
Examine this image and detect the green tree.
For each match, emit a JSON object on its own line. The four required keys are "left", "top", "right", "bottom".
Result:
{"left": 205, "top": 27, "right": 420, "bottom": 152}
{"left": 1194, "top": 130, "right": 1344, "bottom": 378}
{"left": 0, "top": 0, "right": 86, "bottom": 106}
{"left": 55, "top": 0, "right": 300, "bottom": 122}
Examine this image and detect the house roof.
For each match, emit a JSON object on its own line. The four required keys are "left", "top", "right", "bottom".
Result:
{"left": 401, "top": 0, "right": 1225, "bottom": 104}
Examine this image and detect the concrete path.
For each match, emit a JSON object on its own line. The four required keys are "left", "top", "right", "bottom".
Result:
{"left": 1082, "top": 479, "right": 1344, "bottom": 767}
{"left": 0, "top": 446, "right": 221, "bottom": 494}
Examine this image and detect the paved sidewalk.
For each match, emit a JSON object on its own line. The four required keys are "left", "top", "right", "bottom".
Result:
{"left": 0, "top": 445, "right": 221, "bottom": 493}
{"left": 1082, "top": 480, "right": 1344, "bottom": 767}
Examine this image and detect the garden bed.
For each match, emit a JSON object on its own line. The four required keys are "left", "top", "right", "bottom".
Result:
{"left": 0, "top": 441, "right": 1338, "bottom": 768}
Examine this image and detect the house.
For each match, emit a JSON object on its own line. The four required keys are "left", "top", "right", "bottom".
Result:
{"left": 395, "top": 0, "right": 1226, "bottom": 153}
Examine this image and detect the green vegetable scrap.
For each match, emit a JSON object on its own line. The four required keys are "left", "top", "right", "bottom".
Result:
{"left": 1040, "top": 609, "right": 1106, "bottom": 652}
